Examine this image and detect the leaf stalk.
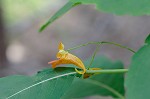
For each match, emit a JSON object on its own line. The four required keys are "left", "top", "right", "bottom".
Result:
{"left": 67, "top": 41, "right": 135, "bottom": 53}
{"left": 86, "top": 69, "right": 128, "bottom": 74}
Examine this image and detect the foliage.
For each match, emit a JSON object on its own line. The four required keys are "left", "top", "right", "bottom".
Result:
{"left": 1, "top": 0, "right": 150, "bottom": 99}
{"left": 145, "top": 34, "right": 150, "bottom": 44}
{"left": 62, "top": 56, "right": 125, "bottom": 99}
{"left": 0, "top": 56, "right": 125, "bottom": 99}
{"left": 40, "top": 0, "right": 150, "bottom": 31}
{"left": 70, "top": 0, "right": 150, "bottom": 15}
{"left": 126, "top": 36, "right": 150, "bottom": 99}
{"left": 39, "top": 1, "right": 81, "bottom": 32}
{"left": 0, "top": 68, "right": 76, "bottom": 99}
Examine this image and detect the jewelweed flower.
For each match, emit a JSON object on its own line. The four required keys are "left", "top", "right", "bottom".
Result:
{"left": 48, "top": 42, "right": 86, "bottom": 74}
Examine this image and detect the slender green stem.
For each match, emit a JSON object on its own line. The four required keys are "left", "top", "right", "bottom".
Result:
{"left": 85, "top": 79, "right": 125, "bottom": 99}
{"left": 86, "top": 69, "right": 128, "bottom": 74}
{"left": 88, "top": 43, "right": 101, "bottom": 68}
{"left": 67, "top": 41, "right": 135, "bottom": 53}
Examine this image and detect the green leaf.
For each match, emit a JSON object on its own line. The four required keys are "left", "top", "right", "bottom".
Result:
{"left": 145, "top": 34, "right": 150, "bottom": 44}
{"left": 126, "top": 44, "right": 150, "bottom": 99}
{"left": 62, "top": 56, "right": 125, "bottom": 99}
{"left": 0, "top": 67, "right": 76, "bottom": 99}
{"left": 39, "top": 1, "right": 81, "bottom": 32}
{"left": 70, "top": 0, "right": 150, "bottom": 15}
{"left": 40, "top": 1, "right": 150, "bottom": 32}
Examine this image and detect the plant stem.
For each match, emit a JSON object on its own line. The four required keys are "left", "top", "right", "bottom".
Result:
{"left": 85, "top": 79, "right": 125, "bottom": 99}
{"left": 67, "top": 41, "right": 135, "bottom": 53}
{"left": 88, "top": 43, "right": 101, "bottom": 68}
{"left": 86, "top": 69, "right": 128, "bottom": 74}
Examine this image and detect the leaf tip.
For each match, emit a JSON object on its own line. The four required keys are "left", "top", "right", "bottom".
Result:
{"left": 39, "top": 25, "right": 45, "bottom": 32}
{"left": 145, "top": 34, "right": 150, "bottom": 44}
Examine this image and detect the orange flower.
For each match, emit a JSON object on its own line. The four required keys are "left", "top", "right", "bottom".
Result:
{"left": 48, "top": 42, "right": 86, "bottom": 74}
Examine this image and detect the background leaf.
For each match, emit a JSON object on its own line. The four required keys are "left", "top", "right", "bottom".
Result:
{"left": 39, "top": 1, "right": 81, "bottom": 32}
{"left": 71, "top": 0, "right": 150, "bottom": 15}
{"left": 145, "top": 34, "right": 150, "bottom": 44}
{"left": 126, "top": 44, "right": 150, "bottom": 99}
{"left": 0, "top": 67, "right": 76, "bottom": 99}
{"left": 40, "top": 0, "right": 150, "bottom": 31}
{"left": 62, "top": 56, "right": 125, "bottom": 99}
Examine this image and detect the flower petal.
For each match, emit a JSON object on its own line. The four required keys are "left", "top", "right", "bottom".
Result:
{"left": 48, "top": 42, "right": 86, "bottom": 74}
{"left": 58, "top": 42, "right": 64, "bottom": 50}
{"left": 48, "top": 60, "right": 60, "bottom": 68}
{"left": 66, "top": 53, "right": 86, "bottom": 74}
